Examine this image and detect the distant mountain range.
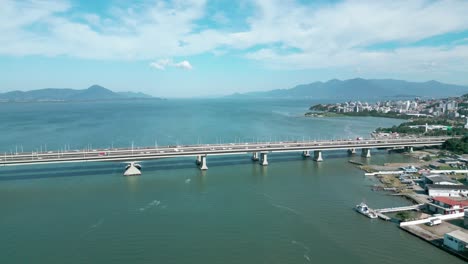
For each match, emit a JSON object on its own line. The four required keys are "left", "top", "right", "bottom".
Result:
{"left": 230, "top": 78, "right": 468, "bottom": 99}
{"left": 0, "top": 85, "right": 157, "bottom": 102}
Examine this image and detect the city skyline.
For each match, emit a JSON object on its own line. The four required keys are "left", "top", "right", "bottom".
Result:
{"left": 2, "top": 0, "right": 468, "bottom": 97}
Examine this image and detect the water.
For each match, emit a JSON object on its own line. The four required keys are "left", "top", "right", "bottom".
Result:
{"left": 0, "top": 99, "right": 463, "bottom": 263}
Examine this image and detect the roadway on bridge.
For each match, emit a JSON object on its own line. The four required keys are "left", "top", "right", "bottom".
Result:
{"left": 0, "top": 136, "right": 452, "bottom": 166}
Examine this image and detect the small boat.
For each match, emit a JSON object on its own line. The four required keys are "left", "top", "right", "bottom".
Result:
{"left": 355, "top": 202, "right": 378, "bottom": 219}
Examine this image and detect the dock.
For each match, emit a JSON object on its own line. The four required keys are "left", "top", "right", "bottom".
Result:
{"left": 374, "top": 203, "right": 425, "bottom": 213}
{"left": 364, "top": 170, "right": 404, "bottom": 176}
{"left": 376, "top": 212, "right": 391, "bottom": 221}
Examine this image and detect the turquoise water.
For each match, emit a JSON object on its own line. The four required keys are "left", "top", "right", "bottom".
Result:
{"left": 0, "top": 99, "right": 464, "bottom": 263}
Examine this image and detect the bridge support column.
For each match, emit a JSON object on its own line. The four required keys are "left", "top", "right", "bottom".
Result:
{"left": 314, "top": 151, "right": 323, "bottom": 162}
{"left": 196, "top": 155, "right": 202, "bottom": 165}
{"left": 252, "top": 152, "right": 259, "bottom": 161}
{"left": 406, "top": 146, "right": 414, "bottom": 153}
{"left": 199, "top": 155, "right": 208, "bottom": 170}
{"left": 302, "top": 150, "right": 310, "bottom": 158}
{"left": 361, "top": 148, "right": 371, "bottom": 158}
{"left": 348, "top": 148, "right": 356, "bottom": 155}
{"left": 260, "top": 153, "right": 268, "bottom": 166}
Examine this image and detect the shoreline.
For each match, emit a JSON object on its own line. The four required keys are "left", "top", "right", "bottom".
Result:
{"left": 305, "top": 111, "right": 409, "bottom": 120}
{"left": 400, "top": 225, "right": 468, "bottom": 261}
{"left": 352, "top": 149, "right": 468, "bottom": 262}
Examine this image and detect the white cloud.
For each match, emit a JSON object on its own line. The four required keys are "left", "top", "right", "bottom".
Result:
{"left": 174, "top": 60, "right": 193, "bottom": 70}
{"left": 149, "top": 59, "right": 193, "bottom": 70}
{"left": 1, "top": 0, "right": 468, "bottom": 78}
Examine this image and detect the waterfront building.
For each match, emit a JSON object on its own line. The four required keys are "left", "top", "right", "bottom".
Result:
{"left": 439, "top": 158, "right": 461, "bottom": 165}
{"left": 444, "top": 230, "right": 468, "bottom": 252}
{"left": 423, "top": 174, "right": 462, "bottom": 186}
{"left": 428, "top": 197, "right": 468, "bottom": 215}
{"left": 426, "top": 184, "right": 468, "bottom": 197}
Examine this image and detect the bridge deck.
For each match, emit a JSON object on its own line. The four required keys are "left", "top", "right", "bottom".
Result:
{"left": 0, "top": 136, "right": 452, "bottom": 166}
{"left": 375, "top": 204, "right": 425, "bottom": 213}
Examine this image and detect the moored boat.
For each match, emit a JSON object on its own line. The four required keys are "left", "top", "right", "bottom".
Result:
{"left": 355, "top": 202, "right": 378, "bottom": 218}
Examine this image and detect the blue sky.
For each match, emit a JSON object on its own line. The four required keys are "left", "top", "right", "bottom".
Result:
{"left": 1, "top": 0, "right": 468, "bottom": 97}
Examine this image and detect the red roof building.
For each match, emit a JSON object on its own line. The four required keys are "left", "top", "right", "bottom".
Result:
{"left": 428, "top": 197, "right": 468, "bottom": 215}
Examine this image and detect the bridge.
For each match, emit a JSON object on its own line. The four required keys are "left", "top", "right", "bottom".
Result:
{"left": 374, "top": 204, "right": 425, "bottom": 213}
{"left": 0, "top": 136, "right": 452, "bottom": 174}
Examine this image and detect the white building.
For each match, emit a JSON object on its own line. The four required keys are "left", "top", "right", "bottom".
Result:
{"left": 423, "top": 174, "right": 462, "bottom": 186}
{"left": 427, "top": 184, "right": 468, "bottom": 197}
{"left": 444, "top": 230, "right": 468, "bottom": 252}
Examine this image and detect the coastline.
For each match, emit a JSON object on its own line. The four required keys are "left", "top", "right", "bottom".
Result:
{"left": 350, "top": 148, "right": 468, "bottom": 262}
{"left": 305, "top": 111, "right": 410, "bottom": 120}
{"left": 400, "top": 225, "right": 468, "bottom": 261}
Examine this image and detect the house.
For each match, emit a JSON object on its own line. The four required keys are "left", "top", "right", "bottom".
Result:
{"left": 444, "top": 230, "right": 468, "bottom": 252}
{"left": 428, "top": 197, "right": 468, "bottom": 214}
{"left": 423, "top": 174, "right": 462, "bottom": 186}
{"left": 426, "top": 184, "right": 468, "bottom": 197}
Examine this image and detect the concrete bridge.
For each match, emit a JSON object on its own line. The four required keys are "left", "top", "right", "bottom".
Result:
{"left": 0, "top": 136, "right": 453, "bottom": 173}
{"left": 374, "top": 204, "right": 425, "bottom": 213}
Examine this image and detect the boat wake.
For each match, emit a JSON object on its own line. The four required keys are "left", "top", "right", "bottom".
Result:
{"left": 262, "top": 193, "right": 274, "bottom": 200}
{"left": 138, "top": 200, "right": 161, "bottom": 212}
{"left": 271, "top": 203, "right": 302, "bottom": 216}
{"left": 90, "top": 218, "right": 104, "bottom": 229}
{"left": 80, "top": 218, "right": 105, "bottom": 237}
{"left": 292, "top": 240, "right": 311, "bottom": 262}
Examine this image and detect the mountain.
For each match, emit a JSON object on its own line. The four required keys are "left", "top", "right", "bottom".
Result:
{"left": 230, "top": 78, "right": 468, "bottom": 99}
{"left": 117, "top": 91, "right": 153, "bottom": 99}
{"left": 0, "top": 85, "right": 155, "bottom": 102}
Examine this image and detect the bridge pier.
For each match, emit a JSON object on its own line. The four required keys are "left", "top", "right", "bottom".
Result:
{"left": 313, "top": 151, "right": 323, "bottom": 162}
{"left": 348, "top": 148, "right": 356, "bottom": 155}
{"left": 199, "top": 155, "right": 208, "bottom": 170}
{"left": 195, "top": 155, "right": 202, "bottom": 165}
{"left": 405, "top": 146, "right": 414, "bottom": 153}
{"left": 302, "top": 150, "right": 310, "bottom": 158}
{"left": 252, "top": 152, "right": 259, "bottom": 161}
{"left": 361, "top": 148, "right": 371, "bottom": 158}
{"left": 260, "top": 153, "right": 268, "bottom": 166}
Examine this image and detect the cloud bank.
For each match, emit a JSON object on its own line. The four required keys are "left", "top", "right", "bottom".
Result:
{"left": 1, "top": 0, "right": 468, "bottom": 77}
{"left": 150, "top": 59, "right": 193, "bottom": 70}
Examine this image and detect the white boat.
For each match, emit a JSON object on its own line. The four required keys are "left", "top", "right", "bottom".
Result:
{"left": 124, "top": 162, "right": 142, "bottom": 176}
{"left": 355, "top": 202, "right": 378, "bottom": 218}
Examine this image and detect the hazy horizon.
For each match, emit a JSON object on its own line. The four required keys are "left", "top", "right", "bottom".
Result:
{"left": 2, "top": 77, "right": 468, "bottom": 99}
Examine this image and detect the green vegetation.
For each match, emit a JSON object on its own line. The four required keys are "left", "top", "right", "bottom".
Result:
{"left": 422, "top": 155, "right": 432, "bottom": 162}
{"left": 443, "top": 136, "right": 468, "bottom": 154}
{"left": 304, "top": 112, "right": 341, "bottom": 117}
{"left": 341, "top": 110, "right": 410, "bottom": 119}
{"left": 309, "top": 104, "right": 329, "bottom": 111}
{"left": 395, "top": 211, "right": 412, "bottom": 221}
{"left": 395, "top": 211, "right": 415, "bottom": 222}
{"left": 375, "top": 119, "right": 466, "bottom": 136}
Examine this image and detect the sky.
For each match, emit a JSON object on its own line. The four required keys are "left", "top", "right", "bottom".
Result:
{"left": 1, "top": 0, "right": 468, "bottom": 98}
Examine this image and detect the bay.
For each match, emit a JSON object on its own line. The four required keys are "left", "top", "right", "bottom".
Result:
{"left": 0, "top": 99, "right": 463, "bottom": 263}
